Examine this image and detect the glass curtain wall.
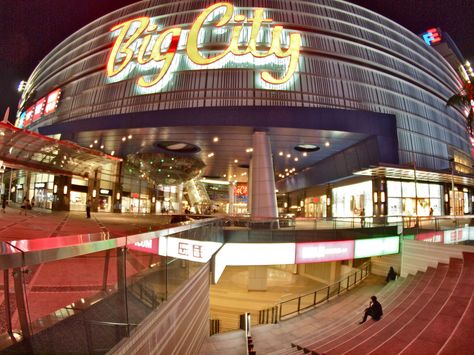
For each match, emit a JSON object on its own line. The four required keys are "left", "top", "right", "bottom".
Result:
{"left": 387, "top": 181, "right": 442, "bottom": 220}
{"left": 332, "top": 181, "right": 373, "bottom": 218}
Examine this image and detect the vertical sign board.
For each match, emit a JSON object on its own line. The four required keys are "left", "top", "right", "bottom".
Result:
{"left": 295, "top": 240, "right": 354, "bottom": 264}
{"left": 354, "top": 236, "right": 400, "bottom": 258}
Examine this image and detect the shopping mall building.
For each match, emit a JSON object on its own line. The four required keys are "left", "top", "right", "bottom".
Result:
{"left": 7, "top": 0, "right": 474, "bottom": 220}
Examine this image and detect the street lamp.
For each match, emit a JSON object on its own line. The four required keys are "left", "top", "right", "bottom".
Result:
{"left": 449, "top": 158, "right": 455, "bottom": 217}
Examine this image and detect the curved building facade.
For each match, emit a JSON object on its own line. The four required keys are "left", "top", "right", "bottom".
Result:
{"left": 13, "top": 0, "right": 473, "bottom": 216}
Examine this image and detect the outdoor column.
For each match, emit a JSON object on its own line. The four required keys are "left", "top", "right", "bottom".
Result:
{"left": 176, "top": 183, "right": 184, "bottom": 213}
{"left": 52, "top": 175, "right": 71, "bottom": 211}
{"left": 250, "top": 131, "right": 277, "bottom": 219}
{"left": 88, "top": 169, "right": 100, "bottom": 213}
{"left": 112, "top": 162, "right": 123, "bottom": 213}
{"left": 228, "top": 183, "right": 235, "bottom": 215}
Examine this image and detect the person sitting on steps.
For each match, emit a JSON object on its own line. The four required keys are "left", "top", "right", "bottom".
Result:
{"left": 359, "top": 295, "right": 383, "bottom": 324}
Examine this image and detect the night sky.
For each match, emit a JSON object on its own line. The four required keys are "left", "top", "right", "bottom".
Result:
{"left": 0, "top": 0, "right": 472, "bottom": 119}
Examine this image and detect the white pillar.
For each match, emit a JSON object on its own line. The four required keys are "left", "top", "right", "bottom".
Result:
{"left": 250, "top": 131, "right": 278, "bottom": 219}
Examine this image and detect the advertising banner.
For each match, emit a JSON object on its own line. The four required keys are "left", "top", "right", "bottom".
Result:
{"left": 354, "top": 236, "right": 400, "bottom": 258}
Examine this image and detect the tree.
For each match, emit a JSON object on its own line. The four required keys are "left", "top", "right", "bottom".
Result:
{"left": 447, "top": 82, "right": 474, "bottom": 135}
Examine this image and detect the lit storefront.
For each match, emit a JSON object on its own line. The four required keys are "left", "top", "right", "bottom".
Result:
{"left": 332, "top": 181, "right": 373, "bottom": 218}
{"left": 387, "top": 181, "right": 443, "bottom": 217}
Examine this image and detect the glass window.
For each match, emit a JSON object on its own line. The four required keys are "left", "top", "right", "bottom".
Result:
{"left": 401, "top": 182, "right": 416, "bottom": 197}
{"left": 429, "top": 184, "right": 441, "bottom": 198}
{"left": 416, "top": 183, "right": 429, "bottom": 197}
{"left": 387, "top": 180, "right": 401, "bottom": 197}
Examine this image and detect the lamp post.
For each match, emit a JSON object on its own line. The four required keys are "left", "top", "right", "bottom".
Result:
{"left": 449, "top": 158, "right": 455, "bottom": 218}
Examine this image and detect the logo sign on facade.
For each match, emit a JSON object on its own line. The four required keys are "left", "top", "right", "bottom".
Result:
{"left": 295, "top": 240, "right": 354, "bottom": 264}
{"left": 106, "top": 2, "right": 302, "bottom": 94}
{"left": 99, "top": 189, "right": 111, "bottom": 196}
{"left": 422, "top": 28, "right": 442, "bottom": 46}
{"left": 158, "top": 237, "right": 222, "bottom": 263}
{"left": 34, "top": 182, "right": 47, "bottom": 189}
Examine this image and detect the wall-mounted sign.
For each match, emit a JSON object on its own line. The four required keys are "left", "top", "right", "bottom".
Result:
{"left": 34, "top": 182, "right": 46, "bottom": 189}
{"left": 106, "top": 2, "right": 301, "bottom": 94}
{"left": 15, "top": 89, "right": 62, "bottom": 129}
{"left": 295, "top": 240, "right": 354, "bottom": 264}
{"left": 99, "top": 189, "right": 111, "bottom": 196}
{"left": 354, "top": 236, "right": 400, "bottom": 258}
{"left": 16, "top": 184, "right": 23, "bottom": 190}
{"left": 158, "top": 237, "right": 222, "bottom": 263}
{"left": 422, "top": 28, "right": 442, "bottom": 46}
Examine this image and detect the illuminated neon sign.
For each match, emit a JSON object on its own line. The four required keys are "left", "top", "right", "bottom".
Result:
{"left": 106, "top": 2, "right": 301, "bottom": 93}
{"left": 422, "top": 28, "right": 442, "bottom": 46}
{"left": 15, "top": 88, "right": 61, "bottom": 128}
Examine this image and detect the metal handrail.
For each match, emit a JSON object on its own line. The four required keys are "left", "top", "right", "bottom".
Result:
{"left": 0, "top": 217, "right": 222, "bottom": 270}
{"left": 257, "top": 261, "right": 371, "bottom": 324}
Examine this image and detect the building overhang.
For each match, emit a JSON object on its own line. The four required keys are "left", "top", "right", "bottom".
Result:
{"left": 354, "top": 164, "right": 474, "bottom": 186}
{"left": 0, "top": 122, "right": 121, "bottom": 178}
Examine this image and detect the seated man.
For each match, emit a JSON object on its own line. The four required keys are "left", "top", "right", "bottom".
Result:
{"left": 386, "top": 266, "right": 397, "bottom": 282}
{"left": 360, "top": 295, "right": 383, "bottom": 324}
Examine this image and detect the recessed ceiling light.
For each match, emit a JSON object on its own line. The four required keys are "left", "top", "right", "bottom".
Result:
{"left": 111, "top": 151, "right": 115, "bottom": 155}
{"left": 94, "top": 140, "right": 98, "bottom": 144}
{"left": 213, "top": 137, "right": 219, "bottom": 142}
{"left": 295, "top": 144, "right": 320, "bottom": 152}
{"left": 89, "top": 144, "right": 93, "bottom": 148}
{"left": 234, "top": 159, "right": 238, "bottom": 163}
{"left": 294, "top": 157, "right": 299, "bottom": 161}
{"left": 279, "top": 151, "right": 283, "bottom": 156}
{"left": 122, "top": 137, "right": 126, "bottom": 142}
{"left": 100, "top": 145, "right": 104, "bottom": 149}
{"left": 325, "top": 141, "right": 330, "bottom": 147}
{"left": 286, "top": 154, "right": 291, "bottom": 158}
{"left": 128, "top": 135, "right": 132, "bottom": 139}
{"left": 303, "top": 152, "right": 307, "bottom": 157}
{"left": 208, "top": 153, "right": 214, "bottom": 157}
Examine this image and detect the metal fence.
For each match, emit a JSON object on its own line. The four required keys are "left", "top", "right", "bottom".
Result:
{"left": 258, "top": 262, "right": 371, "bottom": 324}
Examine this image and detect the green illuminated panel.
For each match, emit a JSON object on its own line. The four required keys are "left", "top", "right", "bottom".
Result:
{"left": 354, "top": 236, "right": 400, "bottom": 258}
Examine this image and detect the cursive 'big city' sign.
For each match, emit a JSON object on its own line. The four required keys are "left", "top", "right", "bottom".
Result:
{"left": 106, "top": 2, "right": 302, "bottom": 92}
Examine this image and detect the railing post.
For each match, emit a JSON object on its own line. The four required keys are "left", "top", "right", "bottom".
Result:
{"left": 313, "top": 290, "right": 317, "bottom": 306}
{"left": 338, "top": 281, "right": 341, "bottom": 294}
{"left": 326, "top": 285, "right": 330, "bottom": 300}
{"left": 279, "top": 303, "right": 282, "bottom": 322}
{"left": 347, "top": 276, "right": 350, "bottom": 290}
{"left": 297, "top": 297, "right": 301, "bottom": 314}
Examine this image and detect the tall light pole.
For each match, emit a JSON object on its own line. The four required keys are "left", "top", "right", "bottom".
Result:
{"left": 450, "top": 158, "right": 455, "bottom": 217}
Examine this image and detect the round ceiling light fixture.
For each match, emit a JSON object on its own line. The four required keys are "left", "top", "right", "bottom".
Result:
{"left": 294, "top": 144, "right": 320, "bottom": 152}
{"left": 155, "top": 141, "right": 201, "bottom": 153}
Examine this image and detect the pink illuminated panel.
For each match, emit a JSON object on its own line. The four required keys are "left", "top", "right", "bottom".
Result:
{"left": 32, "top": 97, "right": 46, "bottom": 121}
{"left": 295, "top": 240, "right": 354, "bottom": 264}
{"left": 45, "top": 89, "right": 61, "bottom": 114}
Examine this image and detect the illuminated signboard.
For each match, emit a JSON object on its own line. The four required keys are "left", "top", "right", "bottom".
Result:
{"left": 295, "top": 240, "right": 354, "bottom": 264}
{"left": 213, "top": 242, "right": 295, "bottom": 283}
{"left": 106, "top": 2, "right": 301, "bottom": 94}
{"left": 16, "top": 89, "right": 62, "bottom": 129}
{"left": 32, "top": 97, "right": 46, "bottom": 121}
{"left": 44, "top": 89, "right": 61, "bottom": 115}
{"left": 354, "top": 236, "right": 400, "bottom": 258}
{"left": 128, "top": 238, "right": 159, "bottom": 254}
{"left": 415, "top": 231, "right": 444, "bottom": 243}
{"left": 234, "top": 183, "right": 248, "bottom": 203}
{"left": 422, "top": 28, "right": 442, "bottom": 46}
{"left": 158, "top": 237, "right": 222, "bottom": 263}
